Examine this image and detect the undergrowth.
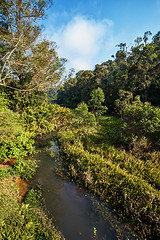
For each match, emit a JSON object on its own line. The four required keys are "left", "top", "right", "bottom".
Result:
{"left": 0, "top": 176, "right": 62, "bottom": 239}
{"left": 56, "top": 114, "right": 160, "bottom": 240}
{"left": 0, "top": 93, "right": 63, "bottom": 239}
{"left": 0, "top": 91, "right": 159, "bottom": 239}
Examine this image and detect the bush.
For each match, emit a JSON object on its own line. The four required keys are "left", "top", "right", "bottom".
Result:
{"left": 0, "top": 94, "right": 34, "bottom": 160}
{"left": 56, "top": 112, "right": 160, "bottom": 239}
{"left": 115, "top": 90, "right": 160, "bottom": 135}
{"left": 74, "top": 102, "right": 96, "bottom": 127}
{"left": 0, "top": 182, "right": 62, "bottom": 240}
{"left": 58, "top": 139, "right": 160, "bottom": 239}
{"left": 89, "top": 88, "right": 108, "bottom": 117}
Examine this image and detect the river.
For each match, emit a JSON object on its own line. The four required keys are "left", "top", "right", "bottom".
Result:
{"left": 32, "top": 142, "right": 137, "bottom": 240}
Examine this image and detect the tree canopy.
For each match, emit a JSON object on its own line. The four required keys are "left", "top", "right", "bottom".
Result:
{"left": 0, "top": 0, "right": 66, "bottom": 91}
{"left": 57, "top": 31, "right": 160, "bottom": 110}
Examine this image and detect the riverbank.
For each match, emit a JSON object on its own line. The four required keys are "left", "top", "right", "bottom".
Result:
{"left": 55, "top": 114, "right": 160, "bottom": 240}
{"left": 31, "top": 145, "right": 121, "bottom": 240}
{"left": 0, "top": 156, "right": 64, "bottom": 239}
{"left": 0, "top": 94, "right": 65, "bottom": 239}
{"left": 0, "top": 95, "right": 159, "bottom": 239}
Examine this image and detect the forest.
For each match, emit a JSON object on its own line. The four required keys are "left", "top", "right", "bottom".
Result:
{"left": 0, "top": 0, "right": 160, "bottom": 239}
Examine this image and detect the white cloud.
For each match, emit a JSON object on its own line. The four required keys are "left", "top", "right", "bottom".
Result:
{"left": 44, "top": 15, "right": 116, "bottom": 72}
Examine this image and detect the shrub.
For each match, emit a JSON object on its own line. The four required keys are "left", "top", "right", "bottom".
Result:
{"left": 0, "top": 94, "right": 34, "bottom": 160}
{"left": 115, "top": 90, "right": 160, "bottom": 135}
{"left": 0, "top": 181, "right": 62, "bottom": 240}
{"left": 56, "top": 112, "right": 160, "bottom": 239}
{"left": 89, "top": 88, "right": 108, "bottom": 117}
{"left": 74, "top": 102, "right": 96, "bottom": 127}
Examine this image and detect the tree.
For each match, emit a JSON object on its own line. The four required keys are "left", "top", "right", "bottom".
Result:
{"left": 89, "top": 87, "right": 108, "bottom": 117}
{"left": 74, "top": 102, "right": 96, "bottom": 127}
{"left": 55, "top": 31, "right": 160, "bottom": 110}
{"left": 115, "top": 90, "right": 160, "bottom": 135}
{"left": 143, "top": 31, "right": 152, "bottom": 45}
{"left": 57, "top": 77, "right": 80, "bottom": 108}
{"left": 0, "top": 0, "right": 65, "bottom": 91}
{"left": 76, "top": 70, "right": 96, "bottom": 103}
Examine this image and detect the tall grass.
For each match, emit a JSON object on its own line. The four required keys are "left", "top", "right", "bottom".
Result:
{"left": 56, "top": 114, "right": 160, "bottom": 239}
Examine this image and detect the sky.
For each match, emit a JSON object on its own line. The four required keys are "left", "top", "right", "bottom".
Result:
{"left": 43, "top": 0, "right": 160, "bottom": 73}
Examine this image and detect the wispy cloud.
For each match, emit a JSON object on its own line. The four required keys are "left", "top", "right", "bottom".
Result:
{"left": 44, "top": 15, "right": 116, "bottom": 72}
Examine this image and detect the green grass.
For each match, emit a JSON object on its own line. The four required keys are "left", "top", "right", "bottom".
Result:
{"left": 0, "top": 96, "right": 66, "bottom": 240}
{"left": 0, "top": 176, "right": 63, "bottom": 240}
{"left": 56, "top": 114, "right": 160, "bottom": 239}
{"left": 1, "top": 96, "right": 159, "bottom": 239}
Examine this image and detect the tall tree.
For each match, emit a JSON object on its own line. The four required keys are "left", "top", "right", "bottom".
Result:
{"left": 0, "top": 0, "right": 65, "bottom": 91}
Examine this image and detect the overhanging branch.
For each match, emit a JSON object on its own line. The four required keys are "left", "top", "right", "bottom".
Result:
{"left": 0, "top": 38, "right": 21, "bottom": 85}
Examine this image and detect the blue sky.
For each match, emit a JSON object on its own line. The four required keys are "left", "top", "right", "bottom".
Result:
{"left": 43, "top": 0, "right": 160, "bottom": 72}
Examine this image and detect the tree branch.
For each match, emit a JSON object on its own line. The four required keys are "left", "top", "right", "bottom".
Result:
{"left": 0, "top": 38, "right": 21, "bottom": 85}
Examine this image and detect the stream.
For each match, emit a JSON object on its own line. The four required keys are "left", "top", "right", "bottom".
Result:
{"left": 32, "top": 142, "right": 136, "bottom": 240}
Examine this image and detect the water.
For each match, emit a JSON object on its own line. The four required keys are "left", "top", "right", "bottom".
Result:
{"left": 32, "top": 143, "right": 136, "bottom": 240}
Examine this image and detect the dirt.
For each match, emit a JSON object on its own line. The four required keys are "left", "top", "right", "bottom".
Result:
{"left": 3, "top": 158, "right": 17, "bottom": 166}
{"left": 0, "top": 164, "right": 10, "bottom": 169}
{"left": 16, "top": 177, "right": 29, "bottom": 201}
{"left": 0, "top": 159, "right": 29, "bottom": 201}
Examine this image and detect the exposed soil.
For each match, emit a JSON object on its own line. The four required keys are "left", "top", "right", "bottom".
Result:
{"left": 3, "top": 158, "right": 17, "bottom": 166}
{"left": 16, "top": 177, "right": 29, "bottom": 201}
{"left": 0, "top": 164, "right": 10, "bottom": 169}
{"left": 0, "top": 159, "right": 29, "bottom": 201}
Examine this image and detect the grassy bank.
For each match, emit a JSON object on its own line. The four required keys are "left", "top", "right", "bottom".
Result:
{"left": 55, "top": 114, "right": 160, "bottom": 240}
{"left": 0, "top": 173, "right": 62, "bottom": 239}
{"left": 0, "top": 94, "right": 64, "bottom": 239}
{"left": 0, "top": 91, "right": 159, "bottom": 239}
{"left": 0, "top": 159, "right": 63, "bottom": 240}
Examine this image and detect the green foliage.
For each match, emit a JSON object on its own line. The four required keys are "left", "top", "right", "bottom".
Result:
{"left": 13, "top": 158, "right": 38, "bottom": 180}
{"left": 0, "top": 94, "right": 35, "bottom": 160}
{"left": 75, "top": 101, "right": 89, "bottom": 115}
{"left": 74, "top": 102, "right": 96, "bottom": 127}
{"left": 57, "top": 31, "right": 160, "bottom": 110}
{"left": 0, "top": 93, "right": 66, "bottom": 239}
{"left": 0, "top": 23, "right": 160, "bottom": 240}
{"left": 45, "top": 88, "right": 58, "bottom": 104}
{"left": 0, "top": 167, "right": 12, "bottom": 180}
{"left": 57, "top": 69, "right": 97, "bottom": 109}
{"left": 58, "top": 137, "right": 159, "bottom": 239}
{"left": 1, "top": 0, "right": 66, "bottom": 92}
{"left": 57, "top": 77, "right": 80, "bottom": 108}
{"left": 115, "top": 90, "right": 160, "bottom": 135}
{"left": 0, "top": 177, "right": 19, "bottom": 223}
{"left": 9, "top": 91, "right": 72, "bottom": 135}
{"left": 95, "top": 115, "right": 128, "bottom": 147}
{"left": 0, "top": 180, "right": 62, "bottom": 240}
{"left": 55, "top": 113, "right": 160, "bottom": 239}
{"left": 89, "top": 87, "right": 108, "bottom": 117}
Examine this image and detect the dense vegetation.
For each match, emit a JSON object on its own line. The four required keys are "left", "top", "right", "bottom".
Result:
{"left": 55, "top": 109, "right": 160, "bottom": 239}
{"left": 0, "top": 0, "right": 160, "bottom": 239}
{"left": 0, "top": 0, "right": 64, "bottom": 239}
{"left": 57, "top": 31, "right": 160, "bottom": 110}
{"left": 54, "top": 31, "right": 160, "bottom": 239}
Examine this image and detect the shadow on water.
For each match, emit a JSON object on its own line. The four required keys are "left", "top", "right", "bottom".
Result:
{"left": 31, "top": 142, "right": 137, "bottom": 240}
